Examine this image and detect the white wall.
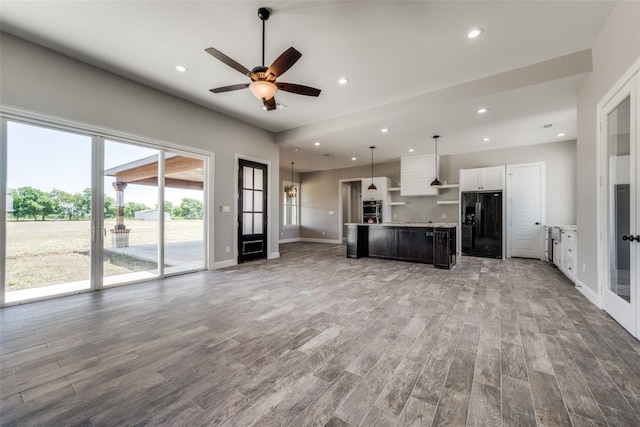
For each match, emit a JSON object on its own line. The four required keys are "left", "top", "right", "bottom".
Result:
{"left": 0, "top": 33, "right": 280, "bottom": 266}
{"left": 576, "top": 2, "right": 640, "bottom": 293}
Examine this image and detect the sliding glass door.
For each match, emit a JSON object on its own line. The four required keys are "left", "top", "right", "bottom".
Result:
{"left": 163, "top": 152, "right": 205, "bottom": 274}
{"left": 103, "top": 140, "right": 161, "bottom": 286}
{"left": 4, "top": 121, "right": 93, "bottom": 303}
{"left": 1, "top": 118, "right": 207, "bottom": 306}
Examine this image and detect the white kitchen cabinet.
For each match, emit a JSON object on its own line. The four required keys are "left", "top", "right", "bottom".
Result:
{"left": 362, "top": 177, "right": 391, "bottom": 222}
{"left": 561, "top": 229, "right": 577, "bottom": 281}
{"left": 401, "top": 153, "right": 439, "bottom": 196}
{"left": 550, "top": 226, "right": 577, "bottom": 282}
{"left": 362, "top": 177, "right": 390, "bottom": 201}
{"left": 460, "top": 166, "right": 505, "bottom": 191}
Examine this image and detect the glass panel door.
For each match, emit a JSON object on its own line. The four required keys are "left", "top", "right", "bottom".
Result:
{"left": 608, "top": 95, "right": 631, "bottom": 302}
{"left": 103, "top": 140, "right": 160, "bottom": 286}
{"left": 4, "top": 121, "right": 92, "bottom": 303}
{"left": 601, "top": 76, "right": 637, "bottom": 337}
{"left": 238, "top": 159, "right": 267, "bottom": 263}
{"left": 163, "top": 152, "right": 205, "bottom": 274}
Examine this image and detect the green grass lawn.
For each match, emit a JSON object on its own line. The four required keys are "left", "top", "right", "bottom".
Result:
{"left": 6, "top": 219, "right": 203, "bottom": 291}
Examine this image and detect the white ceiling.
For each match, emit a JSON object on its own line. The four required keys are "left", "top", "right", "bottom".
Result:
{"left": 0, "top": 1, "right": 615, "bottom": 172}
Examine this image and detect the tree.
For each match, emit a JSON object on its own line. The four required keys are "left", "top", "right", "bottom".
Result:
{"left": 51, "top": 189, "right": 76, "bottom": 220}
{"left": 74, "top": 188, "right": 91, "bottom": 219}
{"left": 164, "top": 200, "right": 175, "bottom": 215}
{"left": 177, "top": 198, "right": 203, "bottom": 219}
{"left": 12, "top": 187, "right": 48, "bottom": 220}
{"left": 124, "top": 202, "right": 150, "bottom": 218}
{"left": 104, "top": 196, "right": 116, "bottom": 219}
{"left": 38, "top": 192, "right": 56, "bottom": 221}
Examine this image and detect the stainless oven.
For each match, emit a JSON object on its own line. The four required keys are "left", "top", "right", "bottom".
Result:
{"left": 363, "top": 200, "right": 382, "bottom": 223}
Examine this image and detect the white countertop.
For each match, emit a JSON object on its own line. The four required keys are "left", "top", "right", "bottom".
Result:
{"left": 345, "top": 222, "right": 458, "bottom": 228}
{"left": 546, "top": 224, "right": 578, "bottom": 231}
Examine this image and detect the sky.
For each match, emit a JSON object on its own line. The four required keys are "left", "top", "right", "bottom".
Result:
{"left": 6, "top": 121, "right": 203, "bottom": 209}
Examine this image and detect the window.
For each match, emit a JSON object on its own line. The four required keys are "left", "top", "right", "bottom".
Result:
{"left": 283, "top": 181, "right": 299, "bottom": 226}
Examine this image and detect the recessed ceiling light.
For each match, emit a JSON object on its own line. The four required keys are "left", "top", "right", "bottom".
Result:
{"left": 477, "top": 107, "right": 489, "bottom": 114}
{"left": 467, "top": 28, "right": 484, "bottom": 39}
{"left": 482, "top": 137, "right": 491, "bottom": 142}
{"left": 175, "top": 65, "right": 187, "bottom": 72}
{"left": 409, "top": 148, "right": 415, "bottom": 153}
{"left": 381, "top": 128, "right": 389, "bottom": 133}
{"left": 338, "top": 77, "right": 349, "bottom": 85}
{"left": 557, "top": 132, "right": 566, "bottom": 137}
{"left": 314, "top": 142, "right": 320, "bottom": 146}
{"left": 351, "top": 157, "right": 357, "bottom": 161}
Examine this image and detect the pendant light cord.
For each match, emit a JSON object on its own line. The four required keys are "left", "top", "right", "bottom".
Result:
{"left": 371, "top": 148, "right": 374, "bottom": 184}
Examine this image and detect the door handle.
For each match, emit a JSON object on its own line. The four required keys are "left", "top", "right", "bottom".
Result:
{"left": 622, "top": 235, "right": 640, "bottom": 242}
{"left": 535, "top": 222, "right": 540, "bottom": 225}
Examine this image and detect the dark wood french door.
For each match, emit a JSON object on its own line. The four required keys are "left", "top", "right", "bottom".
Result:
{"left": 238, "top": 159, "right": 268, "bottom": 263}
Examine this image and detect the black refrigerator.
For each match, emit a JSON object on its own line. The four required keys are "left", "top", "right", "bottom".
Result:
{"left": 461, "top": 191, "right": 503, "bottom": 259}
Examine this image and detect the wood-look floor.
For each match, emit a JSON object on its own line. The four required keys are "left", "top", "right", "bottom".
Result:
{"left": 1, "top": 242, "right": 640, "bottom": 426}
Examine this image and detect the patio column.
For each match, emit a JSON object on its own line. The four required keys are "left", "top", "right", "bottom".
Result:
{"left": 110, "top": 181, "right": 130, "bottom": 247}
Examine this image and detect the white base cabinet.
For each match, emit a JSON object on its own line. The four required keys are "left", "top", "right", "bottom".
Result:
{"left": 549, "top": 226, "right": 577, "bottom": 282}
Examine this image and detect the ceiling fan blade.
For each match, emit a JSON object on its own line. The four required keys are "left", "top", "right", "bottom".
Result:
{"left": 205, "top": 47, "right": 255, "bottom": 79}
{"left": 263, "top": 97, "right": 277, "bottom": 111}
{"left": 266, "top": 47, "right": 302, "bottom": 79}
{"left": 276, "top": 82, "right": 321, "bottom": 97}
{"left": 209, "top": 83, "right": 250, "bottom": 93}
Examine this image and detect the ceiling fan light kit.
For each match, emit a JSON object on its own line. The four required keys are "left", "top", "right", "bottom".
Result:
{"left": 249, "top": 80, "right": 277, "bottom": 100}
{"left": 205, "top": 7, "right": 321, "bottom": 111}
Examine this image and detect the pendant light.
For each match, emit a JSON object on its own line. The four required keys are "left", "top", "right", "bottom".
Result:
{"left": 368, "top": 146, "right": 377, "bottom": 192}
{"left": 430, "top": 135, "right": 442, "bottom": 187}
{"left": 286, "top": 161, "right": 297, "bottom": 197}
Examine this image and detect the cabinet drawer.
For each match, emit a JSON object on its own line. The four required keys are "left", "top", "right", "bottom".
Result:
{"left": 565, "top": 260, "right": 576, "bottom": 279}
{"left": 565, "top": 245, "right": 576, "bottom": 259}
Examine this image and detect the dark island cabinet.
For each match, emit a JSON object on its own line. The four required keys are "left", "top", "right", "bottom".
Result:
{"left": 368, "top": 227, "right": 397, "bottom": 259}
{"left": 346, "top": 224, "right": 456, "bottom": 269}
{"left": 433, "top": 227, "right": 457, "bottom": 269}
{"left": 396, "top": 228, "right": 434, "bottom": 263}
{"left": 347, "top": 225, "right": 368, "bottom": 258}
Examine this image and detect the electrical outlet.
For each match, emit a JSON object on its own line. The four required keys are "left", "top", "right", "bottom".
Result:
{"left": 322, "top": 232, "right": 325, "bottom": 236}
{"left": 393, "top": 214, "right": 397, "bottom": 219}
{"left": 225, "top": 246, "right": 230, "bottom": 253}
{"left": 442, "top": 214, "right": 446, "bottom": 219}
{"left": 582, "top": 263, "right": 586, "bottom": 273}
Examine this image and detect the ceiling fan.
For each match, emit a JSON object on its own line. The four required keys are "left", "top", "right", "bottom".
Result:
{"left": 205, "top": 7, "right": 321, "bottom": 111}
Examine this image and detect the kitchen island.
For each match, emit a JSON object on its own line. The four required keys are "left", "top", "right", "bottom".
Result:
{"left": 346, "top": 223, "right": 457, "bottom": 269}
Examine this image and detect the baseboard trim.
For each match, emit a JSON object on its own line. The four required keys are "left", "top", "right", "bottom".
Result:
{"left": 300, "top": 238, "right": 342, "bottom": 244}
{"left": 211, "top": 259, "right": 236, "bottom": 269}
{"left": 279, "top": 238, "right": 301, "bottom": 244}
{"left": 575, "top": 278, "right": 601, "bottom": 308}
{"left": 269, "top": 252, "right": 280, "bottom": 259}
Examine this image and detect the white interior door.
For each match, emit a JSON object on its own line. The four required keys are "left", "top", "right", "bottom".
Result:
{"left": 600, "top": 74, "right": 638, "bottom": 337}
{"left": 507, "top": 163, "right": 544, "bottom": 259}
